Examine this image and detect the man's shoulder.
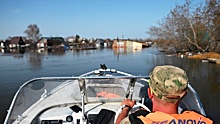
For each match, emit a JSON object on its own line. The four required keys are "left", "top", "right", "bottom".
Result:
{"left": 179, "top": 111, "right": 213, "bottom": 123}
{"left": 120, "top": 110, "right": 213, "bottom": 124}
{"left": 181, "top": 110, "right": 208, "bottom": 117}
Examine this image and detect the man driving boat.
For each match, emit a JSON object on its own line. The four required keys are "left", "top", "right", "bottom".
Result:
{"left": 116, "top": 65, "right": 213, "bottom": 124}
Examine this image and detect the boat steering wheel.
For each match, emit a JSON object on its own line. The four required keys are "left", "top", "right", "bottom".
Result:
{"left": 114, "top": 102, "right": 151, "bottom": 123}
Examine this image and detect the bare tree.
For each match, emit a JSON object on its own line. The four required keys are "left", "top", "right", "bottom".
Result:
{"left": 202, "top": 0, "right": 220, "bottom": 52}
{"left": 171, "top": 0, "right": 205, "bottom": 51}
{"left": 147, "top": 0, "right": 220, "bottom": 53}
{"left": 24, "top": 24, "right": 42, "bottom": 43}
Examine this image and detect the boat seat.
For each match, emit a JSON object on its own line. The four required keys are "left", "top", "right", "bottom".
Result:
{"left": 92, "top": 109, "right": 116, "bottom": 124}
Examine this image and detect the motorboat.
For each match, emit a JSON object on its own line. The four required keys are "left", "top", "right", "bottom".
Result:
{"left": 4, "top": 64, "right": 206, "bottom": 124}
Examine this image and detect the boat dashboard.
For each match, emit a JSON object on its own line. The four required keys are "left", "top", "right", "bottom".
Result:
{"left": 35, "top": 102, "right": 121, "bottom": 124}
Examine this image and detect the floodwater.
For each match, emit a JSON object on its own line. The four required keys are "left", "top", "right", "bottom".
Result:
{"left": 0, "top": 46, "right": 219, "bottom": 123}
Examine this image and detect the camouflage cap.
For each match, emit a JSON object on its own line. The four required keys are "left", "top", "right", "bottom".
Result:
{"left": 149, "top": 65, "right": 188, "bottom": 103}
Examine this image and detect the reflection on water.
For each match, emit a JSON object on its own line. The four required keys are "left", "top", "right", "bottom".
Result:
{"left": 1, "top": 48, "right": 67, "bottom": 70}
{"left": 0, "top": 47, "right": 219, "bottom": 123}
{"left": 27, "top": 52, "right": 43, "bottom": 70}
{"left": 1, "top": 48, "right": 26, "bottom": 54}
{"left": 112, "top": 47, "right": 142, "bottom": 55}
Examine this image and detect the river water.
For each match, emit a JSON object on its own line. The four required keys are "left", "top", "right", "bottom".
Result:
{"left": 0, "top": 46, "right": 219, "bottom": 123}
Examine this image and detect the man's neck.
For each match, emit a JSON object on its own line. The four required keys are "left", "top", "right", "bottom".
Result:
{"left": 152, "top": 101, "right": 178, "bottom": 114}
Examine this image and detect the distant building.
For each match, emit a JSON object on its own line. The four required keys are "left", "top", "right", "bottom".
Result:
{"left": 65, "top": 36, "right": 75, "bottom": 46}
{"left": 37, "top": 37, "right": 64, "bottom": 48}
{"left": 112, "top": 39, "right": 143, "bottom": 53}
{"left": 95, "top": 39, "right": 105, "bottom": 48}
{"left": 37, "top": 37, "right": 49, "bottom": 48}
{"left": 24, "top": 40, "right": 33, "bottom": 47}
{"left": 105, "top": 38, "right": 113, "bottom": 48}
{"left": 9, "top": 37, "right": 26, "bottom": 48}
{"left": 89, "top": 38, "right": 95, "bottom": 44}
{"left": 0, "top": 40, "right": 4, "bottom": 48}
{"left": 112, "top": 39, "right": 126, "bottom": 48}
{"left": 47, "top": 37, "right": 64, "bottom": 48}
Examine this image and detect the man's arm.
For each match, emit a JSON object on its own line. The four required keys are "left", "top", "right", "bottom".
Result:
{"left": 115, "top": 99, "right": 136, "bottom": 124}
{"left": 115, "top": 106, "right": 130, "bottom": 124}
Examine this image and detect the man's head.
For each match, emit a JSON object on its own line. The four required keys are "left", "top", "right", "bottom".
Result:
{"left": 149, "top": 65, "right": 188, "bottom": 103}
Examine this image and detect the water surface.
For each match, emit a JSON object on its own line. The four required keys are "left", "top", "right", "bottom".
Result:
{"left": 0, "top": 47, "right": 219, "bottom": 123}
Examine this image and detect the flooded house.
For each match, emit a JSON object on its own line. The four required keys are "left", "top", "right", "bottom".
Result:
{"left": 112, "top": 39, "right": 146, "bottom": 54}
{"left": 37, "top": 37, "right": 49, "bottom": 48}
{"left": 37, "top": 37, "right": 65, "bottom": 48}
{"left": 95, "top": 39, "right": 106, "bottom": 48}
{"left": 9, "top": 37, "right": 26, "bottom": 49}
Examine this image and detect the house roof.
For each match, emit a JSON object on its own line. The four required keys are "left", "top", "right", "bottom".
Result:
{"left": 41, "top": 37, "right": 49, "bottom": 39}
{"left": 38, "top": 37, "right": 49, "bottom": 42}
{"left": 10, "top": 37, "right": 23, "bottom": 44}
{"left": 49, "top": 37, "right": 64, "bottom": 41}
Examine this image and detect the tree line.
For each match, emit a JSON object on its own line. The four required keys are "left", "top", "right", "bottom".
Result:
{"left": 147, "top": 0, "right": 220, "bottom": 53}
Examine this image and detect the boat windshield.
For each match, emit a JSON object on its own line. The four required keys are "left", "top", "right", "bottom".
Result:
{"left": 5, "top": 77, "right": 148, "bottom": 123}
{"left": 5, "top": 75, "right": 206, "bottom": 124}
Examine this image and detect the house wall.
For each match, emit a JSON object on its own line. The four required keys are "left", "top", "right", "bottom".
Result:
{"left": 0, "top": 42, "right": 4, "bottom": 48}
{"left": 37, "top": 43, "right": 45, "bottom": 48}
{"left": 112, "top": 40, "right": 143, "bottom": 53}
{"left": 112, "top": 40, "right": 118, "bottom": 48}
{"left": 37, "top": 38, "right": 47, "bottom": 48}
{"left": 132, "top": 41, "right": 142, "bottom": 51}
{"left": 68, "top": 38, "right": 74, "bottom": 42}
{"left": 9, "top": 44, "right": 18, "bottom": 48}
{"left": 112, "top": 40, "right": 126, "bottom": 48}
{"left": 126, "top": 40, "right": 133, "bottom": 49}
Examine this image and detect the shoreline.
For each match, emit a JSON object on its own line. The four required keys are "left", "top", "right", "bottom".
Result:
{"left": 156, "top": 45, "right": 220, "bottom": 64}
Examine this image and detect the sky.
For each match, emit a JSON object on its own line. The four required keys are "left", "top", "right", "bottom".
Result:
{"left": 0, "top": 0, "right": 194, "bottom": 40}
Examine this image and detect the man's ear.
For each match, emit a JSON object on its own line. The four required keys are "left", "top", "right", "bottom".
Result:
{"left": 148, "top": 88, "right": 153, "bottom": 99}
{"left": 182, "top": 91, "right": 187, "bottom": 99}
